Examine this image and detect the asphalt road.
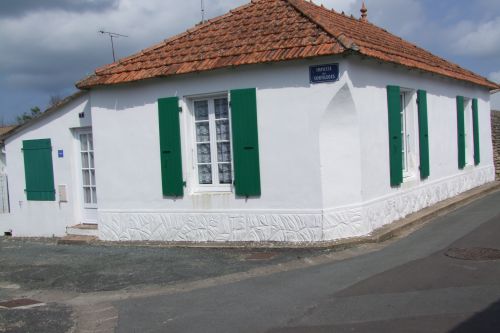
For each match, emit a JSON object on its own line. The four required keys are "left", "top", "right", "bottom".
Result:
{"left": 0, "top": 190, "right": 499, "bottom": 332}
{"left": 115, "top": 190, "right": 500, "bottom": 333}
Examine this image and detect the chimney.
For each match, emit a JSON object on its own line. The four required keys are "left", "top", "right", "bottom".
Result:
{"left": 360, "top": 1, "right": 368, "bottom": 22}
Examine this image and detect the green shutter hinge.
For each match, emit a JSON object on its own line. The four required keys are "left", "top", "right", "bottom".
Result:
{"left": 183, "top": 181, "right": 187, "bottom": 187}
{"left": 179, "top": 106, "right": 183, "bottom": 112}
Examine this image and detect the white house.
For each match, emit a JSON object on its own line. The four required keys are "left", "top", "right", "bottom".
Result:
{"left": 0, "top": 126, "right": 16, "bottom": 215}
{"left": 492, "top": 89, "right": 500, "bottom": 111}
{"left": 1, "top": 0, "right": 498, "bottom": 242}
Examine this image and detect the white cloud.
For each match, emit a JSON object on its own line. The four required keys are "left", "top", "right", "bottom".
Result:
{"left": 452, "top": 17, "right": 500, "bottom": 57}
{"left": 315, "top": 0, "right": 357, "bottom": 13}
{"left": 489, "top": 71, "right": 500, "bottom": 83}
{"left": 0, "top": 0, "right": 247, "bottom": 88}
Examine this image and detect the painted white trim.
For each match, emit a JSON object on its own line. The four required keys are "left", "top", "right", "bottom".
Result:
{"left": 74, "top": 128, "right": 98, "bottom": 223}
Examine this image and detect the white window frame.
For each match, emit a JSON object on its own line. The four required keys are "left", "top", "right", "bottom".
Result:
{"left": 463, "top": 98, "right": 474, "bottom": 166}
{"left": 186, "top": 92, "right": 234, "bottom": 193}
{"left": 78, "top": 130, "right": 98, "bottom": 209}
{"left": 400, "top": 88, "right": 419, "bottom": 180}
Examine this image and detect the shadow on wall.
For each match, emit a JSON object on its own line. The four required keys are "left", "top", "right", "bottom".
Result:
{"left": 319, "top": 82, "right": 362, "bottom": 208}
{"left": 450, "top": 298, "right": 500, "bottom": 333}
{"left": 91, "top": 63, "right": 314, "bottom": 113}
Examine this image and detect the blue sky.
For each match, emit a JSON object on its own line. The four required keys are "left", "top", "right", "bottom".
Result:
{"left": 1, "top": 0, "right": 499, "bottom": 124}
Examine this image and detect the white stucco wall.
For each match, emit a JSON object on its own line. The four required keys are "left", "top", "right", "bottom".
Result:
{"left": 320, "top": 58, "right": 495, "bottom": 239}
{"left": 0, "top": 147, "right": 5, "bottom": 173}
{"left": 92, "top": 57, "right": 494, "bottom": 243}
{"left": 92, "top": 58, "right": 347, "bottom": 242}
{"left": 0, "top": 94, "right": 92, "bottom": 237}
{"left": 492, "top": 91, "right": 500, "bottom": 110}
{"left": 1, "top": 57, "right": 494, "bottom": 242}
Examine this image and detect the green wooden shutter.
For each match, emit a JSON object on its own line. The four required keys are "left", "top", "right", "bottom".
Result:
{"left": 417, "top": 90, "right": 430, "bottom": 179}
{"left": 230, "top": 88, "right": 261, "bottom": 197}
{"left": 22, "top": 139, "right": 55, "bottom": 201}
{"left": 472, "top": 98, "right": 480, "bottom": 165}
{"left": 456, "top": 96, "right": 466, "bottom": 169}
{"left": 158, "top": 97, "right": 184, "bottom": 197}
{"left": 387, "top": 85, "right": 403, "bottom": 187}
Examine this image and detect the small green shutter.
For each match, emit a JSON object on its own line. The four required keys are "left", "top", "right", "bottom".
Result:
{"left": 417, "top": 90, "right": 430, "bottom": 179}
{"left": 22, "top": 139, "right": 56, "bottom": 201}
{"left": 456, "top": 96, "right": 466, "bottom": 169}
{"left": 472, "top": 98, "right": 480, "bottom": 165}
{"left": 230, "top": 88, "right": 261, "bottom": 197}
{"left": 158, "top": 97, "right": 184, "bottom": 197}
{"left": 387, "top": 85, "right": 403, "bottom": 187}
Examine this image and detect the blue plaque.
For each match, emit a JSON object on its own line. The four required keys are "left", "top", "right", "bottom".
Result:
{"left": 58, "top": 150, "right": 64, "bottom": 158}
{"left": 309, "top": 63, "right": 339, "bottom": 84}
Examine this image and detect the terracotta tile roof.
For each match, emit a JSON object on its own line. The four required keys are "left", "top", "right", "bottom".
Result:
{"left": 76, "top": 0, "right": 499, "bottom": 90}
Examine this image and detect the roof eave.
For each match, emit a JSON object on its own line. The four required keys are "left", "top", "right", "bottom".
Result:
{"left": 1, "top": 91, "right": 87, "bottom": 142}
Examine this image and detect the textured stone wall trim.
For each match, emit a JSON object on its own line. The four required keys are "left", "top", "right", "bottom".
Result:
{"left": 492, "top": 111, "right": 500, "bottom": 180}
{"left": 99, "top": 166, "right": 495, "bottom": 243}
{"left": 323, "top": 166, "right": 494, "bottom": 241}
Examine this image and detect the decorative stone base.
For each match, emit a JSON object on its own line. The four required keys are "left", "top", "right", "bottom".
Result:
{"left": 99, "top": 166, "right": 495, "bottom": 243}
{"left": 323, "top": 166, "right": 494, "bottom": 240}
{"left": 492, "top": 112, "right": 500, "bottom": 180}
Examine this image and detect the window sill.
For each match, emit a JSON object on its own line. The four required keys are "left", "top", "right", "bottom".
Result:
{"left": 190, "top": 191, "right": 233, "bottom": 196}
{"left": 401, "top": 173, "right": 419, "bottom": 189}
{"left": 190, "top": 185, "right": 233, "bottom": 196}
{"left": 462, "top": 164, "right": 475, "bottom": 172}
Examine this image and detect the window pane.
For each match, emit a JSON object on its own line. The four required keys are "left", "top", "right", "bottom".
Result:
{"left": 198, "top": 164, "right": 212, "bottom": 184}
{"left": 194, "top": 100, "right": 209, "bottom": 120}
{"left": 218, "top": 164, "right": 232, "bottom": 184}
{"left": 216, "top": 120, "right": 230, "bottom": 141}
{"left": 196, "top": 122, "right": 210, "bottom": 142}
{"left": 84, "top": 187, "right": 91, "bottom": 204}
{"left": 83, "top": 170, "right": 90, "bottom": 186}
{"left": 91, "top": 188, "right": 97, "bottom": 204}
{"left": 81, "top": 153, "right": 89, "bottom": 168}
{"left": 90, "top": 170, "right": 96, "bottom": 186}
{"left": 80, "top": 134, "right": 88, "bottom": 151}
{"left": 89, "top": 152, "right": 95, "bottom": 168}
{"left": 88, "top": 135, "right": 94, "bottom": 151}
{"left": 197, "top": 143, "right": 211, "bottom": 163}
{"left": 217, "top": 142, "right": 231, "bottom": 162}
{"left": 214, "top": 98, "right": 229, "bottom": 119}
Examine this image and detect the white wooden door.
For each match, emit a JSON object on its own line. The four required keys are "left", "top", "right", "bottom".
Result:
{"left": 78, "top": 130, "right": 98, "bottom": 223}
{"left": 0, "top": 174, "right": 8, "bottom": 214}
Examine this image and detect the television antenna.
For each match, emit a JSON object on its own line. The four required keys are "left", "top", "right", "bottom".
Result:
{"left": 201, "top": 0, "right": 205, "bottom": 23}
{"left": 99, "top": 30, "right": 129, "bottom": 62}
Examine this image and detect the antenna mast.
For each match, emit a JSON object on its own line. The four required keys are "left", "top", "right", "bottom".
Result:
{"left": 201, "top": 0, "right": 205, "bottom": 23}
{"left": 99, "top": 30, "right": 129, "bottom": 62}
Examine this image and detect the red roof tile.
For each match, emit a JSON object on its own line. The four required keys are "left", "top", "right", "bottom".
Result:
{"left": 76, "top": 0, "right": 498, "bottom": 90}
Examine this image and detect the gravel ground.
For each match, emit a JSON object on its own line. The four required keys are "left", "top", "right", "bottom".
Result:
{"left": 0, "top": 238, "right": 326, "bottom": 293}
{"left": 0, "top": 303, "right": 73, "bottom": 333}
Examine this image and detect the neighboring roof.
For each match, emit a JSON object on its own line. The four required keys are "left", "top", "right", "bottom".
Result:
{"left": 0, "top": 126, "right": 16, "bottom": 137}
{"left": 76, "top": 0, "right": 499, "bottom": 90}
{"left": 0, "top": 91, "right": 86, "bottom": 142}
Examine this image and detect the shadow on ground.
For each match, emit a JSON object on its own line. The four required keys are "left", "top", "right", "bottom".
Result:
{"left": 0, "top": 238, "right": 325, "bottom": 293}
{"left": 450, "top": 298, "right": 500, "bottom": 333}
{"left": 0, "top": 303, "right": 73, "bottom": 333}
